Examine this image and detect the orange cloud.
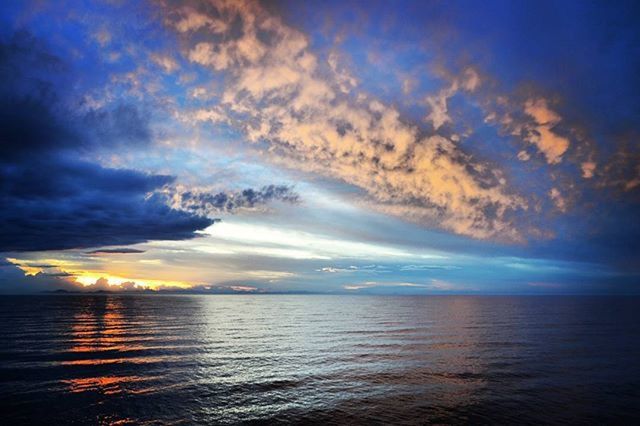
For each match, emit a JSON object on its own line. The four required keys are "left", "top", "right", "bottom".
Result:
{"left": 523, "top": 98, "right": 570, "bottom": 164}
{"left": 164, "top": 0, "right": 527, "bottom": 242}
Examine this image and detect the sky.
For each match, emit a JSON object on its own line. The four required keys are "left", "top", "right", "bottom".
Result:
{"left": 0, "top": 0, "right": 639, "bottom": 295}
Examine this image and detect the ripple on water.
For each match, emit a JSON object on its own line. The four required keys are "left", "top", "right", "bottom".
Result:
{"left": 0, "top": 295, "right": 639, "bottom": 424}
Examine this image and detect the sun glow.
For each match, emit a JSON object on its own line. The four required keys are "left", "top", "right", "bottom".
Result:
{"left": 73, "top": 274, "right": 194, "bottom": 290}
{"left": 7, "top": 258, "right": 195, "bottom": 290}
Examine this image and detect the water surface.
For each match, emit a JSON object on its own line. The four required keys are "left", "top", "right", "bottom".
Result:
{"left": 1, "top": 295, "right": 639, "bottom": 424}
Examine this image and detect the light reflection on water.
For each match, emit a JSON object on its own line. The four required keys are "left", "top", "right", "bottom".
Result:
{"left": 1, "top": 295, "right": 639, "bottom": 424}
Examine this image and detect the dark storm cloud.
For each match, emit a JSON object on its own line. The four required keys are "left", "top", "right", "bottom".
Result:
{"left": 82, "top": 104, "right": 152, "bottom": 147}
{"left": 0, "top": 32, "right": 214, "bottom": 253}
{"left": 0, "top": 258, "right": 79, "bottom": 293}
{"left": 0, "top": 189, "right": 213, "bottom": 252}
{"left": 41, "top": 272, "right": 74, "bottom": 277}
{"left": 176, "top": 185, "right": 300, "bottom": 215}
{"left": 0, "top": 31, "right": 152, "bottom": 157}
{"left": 87, "top": 248, "right": 146, "bottom": 254}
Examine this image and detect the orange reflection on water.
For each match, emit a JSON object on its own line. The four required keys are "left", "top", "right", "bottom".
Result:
{"left": 69, "top": 297, "right": 129, "bottom": 354}
{"left": 63, "top": 375, "right": 152, "bottom": 395}
{"left": 61, "top": 355, "right": 182, "bottom": 366}
{"left": 102, "top": 418, "right": 137, "bottom": 426}
{"left": 63, "top": 297, "right": 158, "bottom": 395}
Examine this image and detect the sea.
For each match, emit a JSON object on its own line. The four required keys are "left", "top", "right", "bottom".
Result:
{"left": 1, "top": 295, "right": 639, "bottom": 424}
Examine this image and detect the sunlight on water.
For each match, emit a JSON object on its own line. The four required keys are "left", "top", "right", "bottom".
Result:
{"left": 1, "top": 295, "right": 639, "bottom": 424}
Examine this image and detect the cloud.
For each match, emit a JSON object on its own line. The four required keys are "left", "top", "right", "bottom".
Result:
{"left": 150, "top": 53, "right": 180, "bottom": 73}
{"left": 549, "top": 188, "right": 567, "bottom": 212}
{"left": 81, "top": 104, "right": 152, "bottom": 147}
{"left": 92, "top": 28, "right": 112, "bottom": 47}
{"left": 165, "top": 0, "right": 527, "bottom": 241}
{"left": 596, "top": 147, "right": 640, "bottom": 193}
{"left": 484, "top": 95, "right": 572, "bottom": 166}
{"left": 41, "top": 272, "right": 74, "bottom": 277}
{"left": 342, "top": 281, "right": 425, "bottom": 291}
{"left": 523, "top": 99, "right": 570, "bottom": 164}
{"left": 0, "top": 32, "right": 152, "bottom": 156}
{"left": 342, "top": 279, "right": 458, "bottom": 292}
{"left": 424, "top": 68, "right": 480, "bottom": 130}
{"left": 342, "top": 279, "right": 461, "bottom": 293}
{"left": 428, "top": 279, "right": 457, "bottom": 291}
{"left": 0, "top": 161, "right": 214, "bottom": 252}
{"left": 87, "top": 248, "right": 146, "bottom": 254}
{"left": 83, "top": 277, "right": 119, "bottom": 292}
{"left": 164, "top": 185, "right": 299, "bottom": 216}
{"left": 173, "top": 8, "right": 229, "bottom": 33}
{"left": 317, "top": 266, "right": 358, "bottom": 273}
{"left": 316, "top": 264, "right": 392, "bottom": 273}
{"left": 581, "top": 161, "right": 596, "bottom": 179}
{"left": 0, "top": 258, "right": 79, "bottom": 293}
{"left": 228, "top": 285, "right": 257, "bottom": 292}
{"left": 399, "top": 264, "right": 461, "bottom": 271}
{"left": 0, "top": 32, "right": 214, "bottom": 252}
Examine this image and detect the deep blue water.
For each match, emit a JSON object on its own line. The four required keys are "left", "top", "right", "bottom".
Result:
{"left": 1, "top": 295, "right": 639, "bottom": 424}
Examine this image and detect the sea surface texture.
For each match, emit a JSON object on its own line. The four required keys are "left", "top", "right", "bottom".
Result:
{"left": 1, "top": 295, "right": 639, "bottom": 424}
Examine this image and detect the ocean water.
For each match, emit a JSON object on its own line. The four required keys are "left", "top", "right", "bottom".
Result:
{"left": 1, "top": 295, "right": 639, "bottom": 425}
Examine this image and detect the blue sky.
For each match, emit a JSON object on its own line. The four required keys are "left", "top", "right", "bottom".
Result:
{"left": 0, "top": 0, "right": 638, "bottom": 294}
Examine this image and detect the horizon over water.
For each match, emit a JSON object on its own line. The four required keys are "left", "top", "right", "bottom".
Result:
{"left": 1, "top": 294, "right": 639, "bottom": 424}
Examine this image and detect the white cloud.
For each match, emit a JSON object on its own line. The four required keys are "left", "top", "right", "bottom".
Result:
{"left": 202, "top": 221, "right": 432, "bottom": 260}
{"left": 342, "top": 279, "right": 458, "bottom": 291}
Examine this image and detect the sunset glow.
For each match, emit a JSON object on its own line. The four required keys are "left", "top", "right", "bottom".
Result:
{"left": 2, "top": 2, "right": 640, "bottom": 424}
{"left": 0, "top": 0, "right": 638, "bottom": 295}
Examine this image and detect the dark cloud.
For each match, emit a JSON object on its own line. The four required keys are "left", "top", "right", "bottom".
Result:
{"left": 0, "top": 259, "right": 79, "bottom": 293}
{"left": 0, "top": 160, "right": 214, "bottom": 251}
{"left": 82, "top": 103, "right": 152, "bottom": 147}
{"left": 0, "top": 31, "right": 152, "bottom": 157}
{"left": 175, "top": 185, "right": 300, "bottom": 215}
{"left": 528, "top": 200, "right": 640, "bottom": 272}
{"left": 41, "top": 272, "right": 74, "bottom": 277}
{"left": 0, "top": 32, "right": 214, "bottom": 252}
{"left": 87, "top": 248, "right": 146, "bottom": 254}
